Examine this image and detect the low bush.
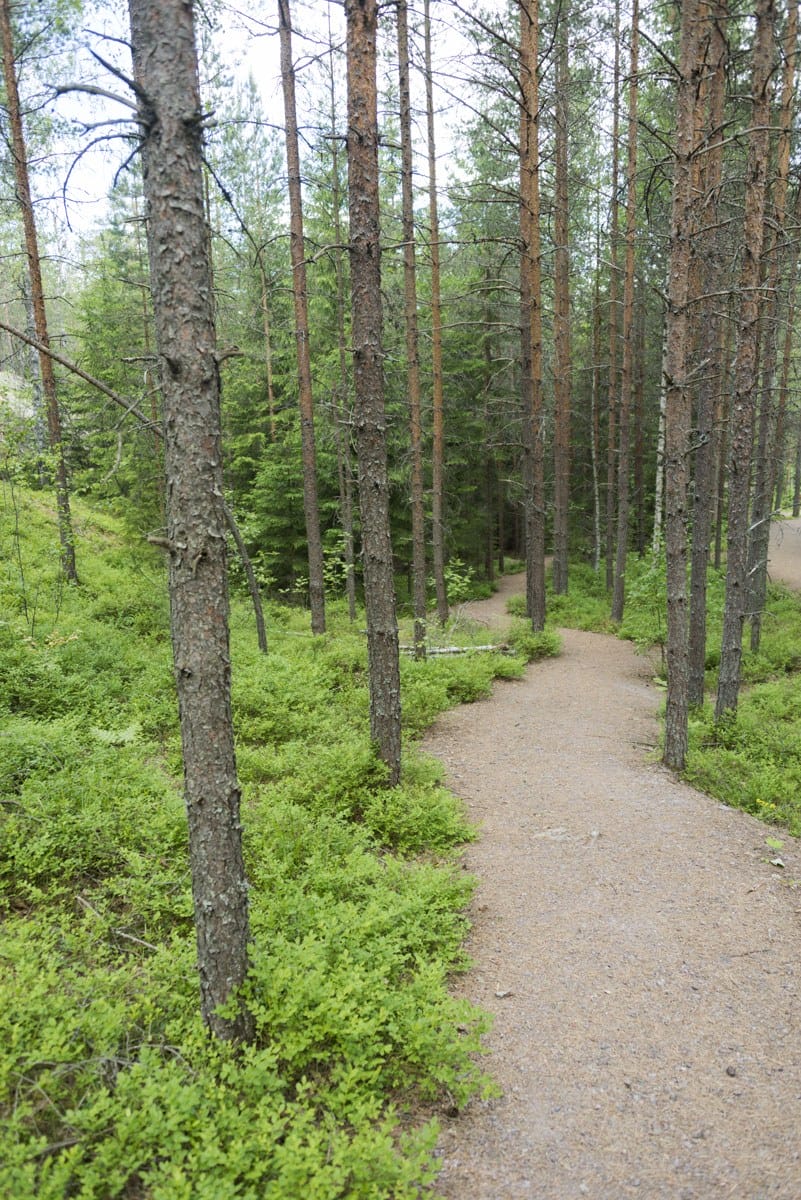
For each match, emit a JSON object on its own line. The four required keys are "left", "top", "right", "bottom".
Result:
{"left": 0, "top": 486, "right": 512, "bottom": 1199}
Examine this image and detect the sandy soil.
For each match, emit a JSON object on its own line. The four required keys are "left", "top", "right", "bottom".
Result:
{"left": 422, "top": 526, "right": 801, "bottom": 1199}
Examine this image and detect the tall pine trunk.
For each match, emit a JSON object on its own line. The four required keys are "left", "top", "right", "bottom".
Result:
{"left": 687, "top": 0, "right": 728, "bottom": 707}
{"left": 715, "top": 0, "right": 775, "bottom": 722}
{"left": 397, "top": 0, "right": 427, "bottom": 656}
{"left": 424, "top": 0, "right": 448, "bottom": 624}
{"left": 346, "top": 0, "right": 402, "bottom": 785}
{"left": 278, "top": 0, "right": 326, "bottom": 633}
{"left": 128, "top": 0, "right": 253, "bottom": 1042}
{"left": 663, "top": 0, "right": 704, "bottom": 771}
{"left": 746, "top": 0, "right": 797, "bottom": 652}
{"left": 605, "top": 0, "right": 621, "bottom": 591}
{"left": 551, "top": 0, "right": 571, "bottom": 594}
{"left": 326, "top": 29, "right": 358, "bottom": 622}
{"left": 611, "top": 0, "right": 639, "bottom": 623}
{"left": 0, "top": 0, "right": 77, "bottom": 583}
{"left": 520, "top": 0, "right": 546, "bottom": 631}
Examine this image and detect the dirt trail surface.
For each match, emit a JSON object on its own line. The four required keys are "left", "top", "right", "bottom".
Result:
{"left": 423, "top": 533, "right": 801, "bottom": 1199}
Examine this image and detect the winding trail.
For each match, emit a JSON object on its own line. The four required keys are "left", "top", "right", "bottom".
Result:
{"left": 423, "top": 524, "right": 801, "bottom": 1199}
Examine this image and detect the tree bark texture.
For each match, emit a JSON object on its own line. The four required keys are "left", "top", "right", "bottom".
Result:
{"left": 605, "top": 0, "right": 621, "bottom": 591}
{"left": 326, "top": 34, "right": 358, "bottom": 623}
{"left": 551, "top": 0, "right": 571, "bottom": 595}
{"left": 0, "top": 0, "right": 77, "bottom": 583}
{"left": 128, "top": 0, "right": 253, "bottom": 1042}
{"left": 611, "top": 0, "right": 639, "bottom": 623}
{"left": 774, "top": 192, "right": 801, "bottom": 514}
{"left": 662, "top": 0, "right": 704, "bottom": 772}
{"left": 746, "top": 0, "right": 797, "bottom": 652}
{"left": 397, "top": 0, "right": 427, "bottom": 657}
{"left": 520, "top": 0, "right": 546, "bottom": 631}
{"left": 346, "top": 0, "right": 402, "bottom": 785}
{"left": 715, "top": 0, "right": 775, "bottom": 722}
{"left": 687, "top": 0, "right": 728, "bottom": 707}
{"left": 424, "top": 0, "right": 448, "bottom": 625}
{"left": 278, "top": 0, "right": 326, "bottom": 634}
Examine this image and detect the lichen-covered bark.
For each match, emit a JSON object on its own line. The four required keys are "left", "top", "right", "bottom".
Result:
{"left": 128, "top": 0, "right": 252, "bottom": 1041}
{"left": 345, "top": 0, "right": 402, "bottom": 785}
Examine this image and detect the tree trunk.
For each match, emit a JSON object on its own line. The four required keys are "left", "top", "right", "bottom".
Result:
{"left": 346, "top": 0, "right": 402, "bottom": 785}
{"left": 128, "top": 0, "right": 253, "bottom": 1042}
{"left": 610, "top": 0, "right": 639, "bottom": 623}
{"left": 605, "top": 0, "right": 621, "bottom": 592}
{"left": 0, "top": 0, "right": 77, "bottom": 583}
{"left": 715, "top": 0, "right": 776, "bottom": 722}
{"left": 520, "top": 0, "right": 546, "bottom": 631}
{"left": 278, "top": 0, "right": 326, "bottom": 634}
{"left": 551, "top": 0, "right": 571, "bottom": 595}
{"left": 424, "top": 0, "right": 448, "bottom": 624}
{"left": 397, "top": 0, "right": 427, "bottom": 657}
{"left": 652, "top": 319, "right": 667, "bottom": 551}
{"left": 663, "top": 0, "right": 704, "bottom": 772}
{"left": 794, "top": 400, "right": 801, "bottom": 517}
{"left": 257, "top": 257, "right": 277, "bottom": 442}
{"left": 633, "top": 278, "right": 646, "bottom": 556}
{"left": 713, "top": 302, "right": 734, "bottom": 570}
{"left": 326, "top": 29, "right": 358, "bottom": 623}
{"left": 774, "top": 196, "right": 801, "bottom": 513}
{"left": 590, "top": 199, "right": 603, "bottom": 572}
{"left": 747, "top": 0, "right": 797, "bottom": 652}
{"left": 687, "top": 0, "right": 728, "bottom": 707}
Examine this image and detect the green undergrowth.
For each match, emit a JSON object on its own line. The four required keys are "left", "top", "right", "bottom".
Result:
{"left": 683, "top": 582, "right": 801, "bottom": 835}
{"left": 0, "top": 487, "right": 535, "bottom": 1199}
{"left": 506, "top": 552, "right": 801, "bottom": 836}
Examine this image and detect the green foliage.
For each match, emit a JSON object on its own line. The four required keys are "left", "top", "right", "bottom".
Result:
{"left": 506, "top": 560, "right": 614, "bottom": 632}
{"left": 0, "top": 486, "right": 515, "bottom": 1198}
{"left": 685, "top": 681, "right": 801, "bottom": 835}
{"left": 681, "top": 584, "right": 801, "bottom": 835}
{"left": 506, "top": 621, "right": 561, "bottom": 662}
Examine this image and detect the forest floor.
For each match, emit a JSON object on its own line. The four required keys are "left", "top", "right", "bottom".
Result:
{"left": 423, "top": 520, "right": 801, "bottom": 1199}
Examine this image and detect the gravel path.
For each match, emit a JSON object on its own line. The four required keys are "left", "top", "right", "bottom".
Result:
{"left": 423, "top": 526, "right": 801, "bottom": 1199}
